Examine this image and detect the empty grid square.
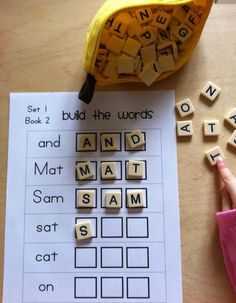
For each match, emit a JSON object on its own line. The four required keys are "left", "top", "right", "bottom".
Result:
{"left": 126, "top": 247, "right": 149, "bottom": 268}
{"left": 75, "top": 247, "right": 97, "bottom": 268}
{"left": 126, "top": 217, "right": 149, "bottom": 238}
{"left": 101, "top": 247, "right": 123, "bottom": 268}
{"left": 101, "top": 217, "right": 123, "bottom": 238}
{"left": 127, "top": 277, "right": 150, "bottom": 298}
{"left": 101, "top": 277, "right": 124, "bottom": 298}
{"left": 74, "top": 277, "right": 97, "bottom": 298}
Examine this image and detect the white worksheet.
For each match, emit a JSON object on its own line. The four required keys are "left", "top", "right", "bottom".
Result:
{"left": 3, "top": 91, "right": 182, "bottom": 303}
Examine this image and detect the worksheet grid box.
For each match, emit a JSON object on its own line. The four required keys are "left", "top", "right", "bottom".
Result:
{"left": 100, "top": 160, "right": 122, "bottom": 180}
{"left": 124, "top": 131, "right": 147, "bottom": 151}
{"left": 75, "top": 161, "right": 97, "bottom": 181}
{"left": 127, "top": 277, "right": 150, "bottom": 299}
{"left": 101, "top": 217, "right": 123, "bottom": 238}
{"left": 100, "top": 188, "right": 123, "bottom": 208}
{"left": 101, "top": 247, "right": 123, "bottom": 268}
{"left": 75, "top": 217, "right": 97, "bottom": 238}
{"left": 75, "top": 188, "right": 97, "bottom": 209}
{"left": 75, "top": 132, "right": 97, "bottom": 152}
{"left": 126, "top": 217, "right": 149, "bottom": 238}
{"left": 125, "top": 188, "right": 148, "bottom": 208}
{"left": 100, "top": 132, "right": 122, "bottom": 152}
{"left": 74, "top": 247, "right": 97, "bottom": 268}
{"left": 101, "top": 277, "right": 124, "bottom": 298}
{"left": 125, "top": 160, "right": 147, "bottom": 180}
{"left": 126, "top": 247, "right": 149, "bottom": 268}
{"left": 74, "top": 277, "right": 97, "bottom": 299}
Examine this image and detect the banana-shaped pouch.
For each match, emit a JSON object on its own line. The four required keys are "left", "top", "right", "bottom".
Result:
{"left": 79, "top": 0, "right": 213, "bottom": 103}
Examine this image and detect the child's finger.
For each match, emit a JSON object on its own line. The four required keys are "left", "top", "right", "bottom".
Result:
{"left": 216, "top": 157, "right": 236, "bottom": 205}
{"left": 221, "top": 188, "right": 232, "bottom": 211}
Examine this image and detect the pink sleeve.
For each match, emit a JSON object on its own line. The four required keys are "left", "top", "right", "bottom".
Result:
{"left": 216, "top": 209, "right": 236, "bottom": 292}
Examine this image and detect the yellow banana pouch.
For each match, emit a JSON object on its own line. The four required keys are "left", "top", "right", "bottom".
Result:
{"left": 79, "top": 0, "right": 213, "bottom": 103}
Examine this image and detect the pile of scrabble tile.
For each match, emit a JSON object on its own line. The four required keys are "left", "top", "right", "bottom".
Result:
{"left": 175, "top": 81, "right": 236, "bottom": 166}
{"left": 94, "top": 4, "right": 204, "bottom": 86}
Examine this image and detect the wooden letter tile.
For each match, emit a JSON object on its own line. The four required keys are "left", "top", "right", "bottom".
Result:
{"left": 123, "top": 37, "right": 141, "bottom": 57}
{"left": 138, "top": 66, "right": 160, "bottom": 86}
{"left": 201, "top": 81, "right": 221, "bottom": 102}
{"left": 77, "top": 190, "right": 96, "bottom": 208}
{"left": 184, "top": 10, "right": 200, "bottom": 30}
{"left": 175, "top": 98, "right": 195, "bottom": 117}
{"left": 127, "top": 160, "right": 145, "bottom": 179}
{"left": 107, "top": 51, "right": 119, "bottom": 63}
{"left": 75, "top": 221, "right": 93, "bottom": 241}
{"left": 177, "top": 121, "right": 193, "bottom": 136}
{"left": 157, "top": 41, "right": 172, "bottom": 50}
{"left": 157, "top": 30, "right": 170, "bottom": 43}
{"left": 172, "top": 23, "right": 193, "bottom": 43}
{"left": 158, "top": 54, "right": 175, "bottom": 72}
{"left": 157, "top": 47, "right": 172, "bottom": 58}
{"left": 106, "top": 35, "right": 126, "bottom": 54}
{"left": 127, "top": 18, "right": 142, "bottom": 37}
{"left": 118, "top": 56, "right": 134, "bottom": 74}
{"left": 97, "top": 48, "right": 109, "bottom": 57}
{"left": 100, "top": 29, "right": 112, "bottom": 46}
{"left": 100, "top": 133, "right": 118, "bottom": 151}
{"left": 205, "top": 146, "right": 225, "bottom": 166}
{"left": 140, "top": 45, "right": 157, "bottom": 64}
{"left": 135, "top": 7, "right": 153, "bottom": 25}
{"left": 225, "top": 108, "right": 236, "bottom": 128}
{"left": 152, "top": 11, "right": 172, "bottom": 30}
{"left": 105, "top": 191, "right": 122, "bottom": 208}
{"left": 110, "top": 17, "right": 128, "bottom": 38}
{"left": 228, "top": 130, "right": 236, "bottom": 149}
{"left": 105, "top": 17, "right": 115, "bottom": 29}
{"left": 172, "top": 5, "right": 190, "bottom": 21}
{"left": 76, "top": 161, "right": 94, "bottom": 180}
{"left": 103, "top": 61, "right": 118, "bottom": 79}
{"left": 101, "top": 162, "right": 117, "bottom": 180}
{"left": 126, "top": 130, "right": 145, "bottom": 149}
{"left": 137, "top": 28, "right": 156, "bottom": 46}
{"left": 172, "top": 41, "right": 179, "bottom": 61}
{"left": 127, "top": 190, "right": 144, "bottom": 208}
{"left": 79, "top": 134, "right": 96, "bottom": 151}
{"left": 95, "top": 56, "right": 107, "bottom": 72}
{"left": 203, "top": 120, "right": 220, "bottom": 136}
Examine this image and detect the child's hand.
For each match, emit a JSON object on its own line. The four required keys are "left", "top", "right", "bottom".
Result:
{"left": 216, "top": 157, "right": 236, "bottom": 211}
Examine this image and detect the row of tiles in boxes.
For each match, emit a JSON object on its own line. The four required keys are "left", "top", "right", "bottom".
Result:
{"left": 24, "top": 214, "right": 164, "bottom": 242}
{"left": 26, "top": 129, "right": 161, "bottom": 157}
{"left": 76, "top": 187, "right": 148, "bottom": 209}
{"left": 26, "top": 157, "right": 162, "bottom": 185}
{"left": 23, "top": 243, "right": 165, "bottom": 272}
{"left": 76, "top": 160, "right": 147, "bottom": 181}
{"left": 23, "top": 273, "right": 166, "bottom": 302}
{"left": 25, "top": 184, "right": 164, "bottom": 213}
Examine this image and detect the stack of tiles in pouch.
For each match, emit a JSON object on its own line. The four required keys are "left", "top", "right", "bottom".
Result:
{"left": 95, "top": 3, "right": 203, "bottom": 86}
